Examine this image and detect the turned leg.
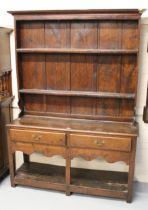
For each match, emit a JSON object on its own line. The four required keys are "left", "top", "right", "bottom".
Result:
{"left": 127, "top": 138, "right": 137, "bottom": 203}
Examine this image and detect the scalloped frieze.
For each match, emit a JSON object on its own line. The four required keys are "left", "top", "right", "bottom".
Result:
{"left": 11, "top": 142, "right": 66, "bottom": 159}
{"left": 11, "top": 142, "right": 130, "bottom": 164}
{"left": 69, "top": 148, "right": 130, "bottom": 165}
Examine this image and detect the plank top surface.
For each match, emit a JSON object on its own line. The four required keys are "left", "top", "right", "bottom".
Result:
{"left": 8, "top": 115, "right": 138, "bottom": 136}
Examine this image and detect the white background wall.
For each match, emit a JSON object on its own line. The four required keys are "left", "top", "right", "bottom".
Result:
{"left": 0, "top": 0, "right": 148, "bottom": 183}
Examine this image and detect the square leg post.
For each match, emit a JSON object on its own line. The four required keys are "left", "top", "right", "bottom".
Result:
{"left": 7, "top": 130, "right": 16, "bottom": 187}
{"left": 66, "top": 158, "right": 71, "bottom": 196}
{"left": 127, "top": 138, "right": 137, "bottom": 203}
{"left": 66, "top": 148, "right": 71, "bottom": 196}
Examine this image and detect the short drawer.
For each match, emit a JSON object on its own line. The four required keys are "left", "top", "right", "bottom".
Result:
{"left": 9, "top": 129, "right": 65, "bottom": 146}
{"left": 69, "top": 134, "right": 131, "bottom": 152}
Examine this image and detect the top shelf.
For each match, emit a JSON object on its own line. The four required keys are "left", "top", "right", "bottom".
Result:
{"left": 16, "top": 48, "right": 138, "bottom": 54}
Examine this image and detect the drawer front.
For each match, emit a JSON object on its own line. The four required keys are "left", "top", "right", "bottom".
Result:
{"left": 69, "top": 134, "right": 131, "bottom": 152}
{"left": 9, "top": 129, "right": 65, "bottom": 146}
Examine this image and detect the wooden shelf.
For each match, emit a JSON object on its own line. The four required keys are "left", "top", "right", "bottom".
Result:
{"left": 14, "top": 162, "right": 66, "bottom": 191}
{"left": 14, "top": 162, "right": 128, "bottom": 199}
{"left": 16, "top": 48, "right": 138, "bottom": 54}
{"left": 19, "top": 89, "right": 135, "bottom": 99}
{"left": 71, "top": 166, "right": 128, "bottom": 194}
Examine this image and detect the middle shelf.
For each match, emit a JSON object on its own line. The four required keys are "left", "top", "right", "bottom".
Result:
{"left": 19, "top": 89, "right": 135, "bottom": 99}
{"left": 16, "top": 48, "right": 138, "bottom": 54}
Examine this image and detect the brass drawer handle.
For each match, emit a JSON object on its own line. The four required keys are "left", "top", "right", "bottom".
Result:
{"left": 94, "top": 139, "right": 105, "bottom": 146}
{"left": 32, "top": 134, "right": 42, "bottom": 141}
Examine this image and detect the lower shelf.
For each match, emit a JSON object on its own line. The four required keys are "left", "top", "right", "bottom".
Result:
{"left": 71, "top": 167, "right": 128, "bottom": 191}
{"left": 14, "top": 162, "right": 128, "bottom": 199}
{"left": 14, "top": 162, "right": 66, "bottom": 191}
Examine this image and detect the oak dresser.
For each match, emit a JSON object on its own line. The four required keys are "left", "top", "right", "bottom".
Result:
{"left": 7, "top": 9, "right": 142, "bottom": 202}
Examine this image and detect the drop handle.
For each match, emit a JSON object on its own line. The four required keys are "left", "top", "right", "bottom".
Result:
{"left": 32, "top": 134, "right": 42, "bottom": 141}
{"left": 94, "top": 139, "right": 105, "bottom": 146}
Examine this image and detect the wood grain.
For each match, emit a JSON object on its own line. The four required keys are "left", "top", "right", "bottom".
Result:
{"left": 97, "top": 55, "right": 121, "bottom": 92}
{"left": 70, "top": 148, "right": 130, "bottom": 164}
{"left": 99, "top": 21, "right": 122, "bottom": 49}
{"left": 17, "top": 21, "right": 44, "bottom": 48}
{"left": 69, "top": 134, "right": 131, "bottom": 152}
{"left": 16, "top": 48, "right": 138, "bottom": 54}
{"left": 46, "top": 96, "right": 70, "bottom": 114}
{"left": 11, "top": 115, "right": 138, "bottom": 137}
{"left": 8, "top": 9, "right": 141, "bottom": 202}
{"left": 71, "top": 22, "right": 98, "bottom": 49}
{"left": 14, "top": 161, "right": 128, "bottom": 199}
{"left": 120, "top": 55, "right": 137, "bottom": 93}
{"left": 122, "top": 21, "right": 138, "bottom": 49}
{"left": 96, "top": 98, "right": 120, "bottom": 116}
{"left": 19, "top": 89, "right": 135, "bottom": 99}
{"left": 12, "top": 142, "right": 66, "bottom": 158}
{"left": 24, "top": 95, "right": 45, "bottom": 112}
{"left": 45, "top": 21, "right": 70, "bottom": 48}
{"left": 21, "top": 54, "right": 45, "bottom": 89}
{"left": 71, "top": 97, "right": 96, "bottom": 115}
{"left": 10, "top": 129, "right": 66, "bottom": 146}
{"left": 71, "top": 55, "right": 97, "bottom": 91}
{"left": 46, "top": 54, "right": 70, "bottom": 90}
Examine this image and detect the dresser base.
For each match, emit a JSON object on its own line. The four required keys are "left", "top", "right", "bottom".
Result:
{"left": 7, "top": 116, "right": 137, "bottom": 202}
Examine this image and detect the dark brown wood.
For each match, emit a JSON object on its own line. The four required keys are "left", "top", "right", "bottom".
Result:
{"left": 7, "top": 9, "right": 141, "bottom": 202}
{"left": 14, "top": 15, "right": 139, "bottom": 121}
{"left": 143, "top": 83, "right": 148, "bottom": 123}
{"left": 66, "top": 134, "right": 71, "bottom": 196}
{"left": 16, "top": 48, "right": 138, "bottom": 54}
{"left": 14, "top": 162, "right": 66, "bottom": 191}
{"left": 127, "top": 138, "right": 137, "bottom": 202}
{"left": 0, "top": 27, "right": 13, "bottom": 180}
{"left": 8, "top": 9, "right": 141, "bottom": 21}
{"left": 19, "top": 89, "right": 135, "bottom": 99}
{"left": 7, "top": 128, "right": 16, "bottom": 187}
{"left": 24, "top": 110, "right": 135, "bottom": 122}
{"left": 14, "top": 162, "right": 128, "bottom": 199}
{"left": 8, "top": 115, "right": 138, "bottom": 137}
{"left": 8, "top": 9, "right": 140, "bottom": 15}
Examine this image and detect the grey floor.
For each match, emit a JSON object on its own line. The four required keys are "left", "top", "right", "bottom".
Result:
{"left": 0, "top": 176, "right": 148, "bottom": 210}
